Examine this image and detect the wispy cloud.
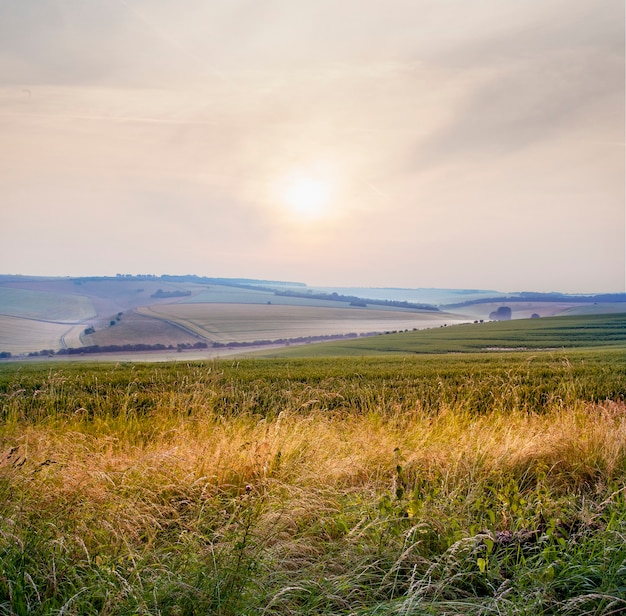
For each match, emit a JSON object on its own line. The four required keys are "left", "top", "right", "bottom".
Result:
{"left": 0, "top": 0, "right": 623, "bottom": 291}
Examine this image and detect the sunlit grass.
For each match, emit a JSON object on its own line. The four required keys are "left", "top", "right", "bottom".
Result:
{"left": 1, "top": 352, "right": 625, "bottom": 614}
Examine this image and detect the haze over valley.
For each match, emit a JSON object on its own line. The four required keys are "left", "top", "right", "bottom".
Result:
{"left": 1, "top": 274, "right": 624, "bottom": 358}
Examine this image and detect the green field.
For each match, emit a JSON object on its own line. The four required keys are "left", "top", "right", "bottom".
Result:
{"left": 561, "top": 303, "right": 626, "bottom": 316}
{"left": 1, "top": 349, "right": 625, "bottom": 615}
{"left": 259, "top": 313, "right": 626, "bottom": 357}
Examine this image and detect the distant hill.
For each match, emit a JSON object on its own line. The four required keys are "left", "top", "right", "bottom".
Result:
{"left": 0, "top": 275, "right": 623, "bottom": 358}
{"left": 256, "top": 313, "right": 626, "bottom": 358}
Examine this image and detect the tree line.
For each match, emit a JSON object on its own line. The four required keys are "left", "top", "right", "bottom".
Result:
{"left": 273, "top": 290, "right": 439, "bottom": 311}
{"left": 25, "top": 342, "right": 209, "bottom": 357}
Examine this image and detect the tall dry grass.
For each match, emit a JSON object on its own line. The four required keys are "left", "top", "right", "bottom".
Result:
{"left": 1, "top": 357, "right": 625, "bottom": 614}
{"left": 5, "top": 398, "right": 625, "bottom": 540}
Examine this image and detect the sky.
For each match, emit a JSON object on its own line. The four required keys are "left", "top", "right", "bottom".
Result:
{"left": 0, "top": 0, "right": 624, "bottom": 293}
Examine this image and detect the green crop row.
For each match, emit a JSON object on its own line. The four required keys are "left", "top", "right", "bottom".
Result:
{"left": 1, "top": 349, "right": 624, "bottom": 423}
{"left": 263, "top": 312, "right": 626, "bottom": 357}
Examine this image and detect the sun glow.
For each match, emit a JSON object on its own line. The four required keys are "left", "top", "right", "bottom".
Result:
{"left": 285, "top": 177, "right": 330, "bottom": 217}
{"left": 278, "top": 170, "right": 336, "bottom": 221}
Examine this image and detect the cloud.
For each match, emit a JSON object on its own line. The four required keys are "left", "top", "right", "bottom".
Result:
{"left": 411, "top": 1, "right": 624, "bottom": 169}
{"left": 413, "top": 53, "right": 622, "bottom": 170}
{"left": 0, "top": 0, "right": 623, "bottom": 291}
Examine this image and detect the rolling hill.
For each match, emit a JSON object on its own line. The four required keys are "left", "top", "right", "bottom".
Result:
{"left": 0, "top": 275, "right": 623, "bottom": 358}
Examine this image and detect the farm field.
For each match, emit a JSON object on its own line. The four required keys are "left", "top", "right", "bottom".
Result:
{"left": 312, "top": 286, "right": 509, "bottom": 305}
{"left": 0, "top": 315, "right": 75, "bottom": 354}
{"left": 1, "top": 275, "right": 624, "bottom": 357}
{"left": 83, "top": 311, "right": 203, "bottom": 348}
{"left": 562, "top": 302, "right": 626, "bottom": 316}
{"left": 0, "top": 287, "right": 95, "bottom": 323}
{"left": 181, "top": 285, "right": 440, "bottom": 311}
{"left": 259, "top": 312, "right": 626, "bottom": 357}
{"left": 138, "top": 303, "right": 461, "bottom": 344}
{"left": 0, "top": 350, "right": 625, "bottom": 614}
{"left": 448, "top": 301, "right": 583, "bottom": 321}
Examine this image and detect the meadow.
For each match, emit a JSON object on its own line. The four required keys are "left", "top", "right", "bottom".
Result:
{"left": 1, "top": 348, "right": 625, "bottom": 615}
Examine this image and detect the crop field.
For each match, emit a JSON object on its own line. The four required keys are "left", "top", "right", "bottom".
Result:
{"left": 1, "top": 348, "right": 625, "bottom": 615}
{"left": 182, "top": 284, "right": 421, "bottom": 310}
{"left": 83, "top": 312, "right": 202, "bottom": 347}
{"left": 183, "top": 286, "right": 352, "bottom": 308}
{"left": 181, "top": 284, "right": 283, "bottom": 305}
{"left": 562, "top": 303, "right": 626, "bottom": 316}
{"left": 260, "top": 313, "right": 626, "bottom": 357}
{"left": 0, "top": 315, "right": 73, "bottom": 354}
{"left": 0, "top": 287, "right": 95, "bottom": 323}
{"left": 450, "top": 301, "right": 582, "bottom": 321}
{"left": 62, "top": 279, "right": 202, "bottom": 302}
{"left": 313, "top": 287, "right": 509, "bottom": 305}
{"left": 1, "top": 276, "right": 623, "bottom": 357}
{"left": 138, "top": 303, "right": 460, "bottom": 343}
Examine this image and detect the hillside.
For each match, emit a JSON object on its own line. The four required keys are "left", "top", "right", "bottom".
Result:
{"left": 0, "top": 275, "right": 624, "bottom": 358}
{"left": 257, "top": 313, "right": 626, "bottom": 357}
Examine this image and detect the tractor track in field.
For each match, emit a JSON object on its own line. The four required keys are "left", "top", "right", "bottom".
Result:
{"left": 132, "top": 308, "right": 210, "bottom": 342}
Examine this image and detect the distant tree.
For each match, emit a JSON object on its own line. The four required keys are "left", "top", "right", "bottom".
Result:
{"left": 84, "top": 326, "right": 95, "bottom": 335}
{"left": 489, "top": 306, "right": 512, "bottom": 321}
{"left": 531, "top": 313, "right": 540, "bottom": 319}
{"left": 151, "top": 289, "right": 192, "bottom": 299}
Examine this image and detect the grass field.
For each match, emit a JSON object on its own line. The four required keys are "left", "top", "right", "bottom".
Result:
{"left": 259, "top": 313, "right": 626, "bottom": 357}
{"left": 0, "top": 349, "right": 625, "bottom": 614}
{"left": 562, "top": 303, "right": 626, "bottom": 316}
{"left": 138, "top": 303, "right": 460, "bottom": 343}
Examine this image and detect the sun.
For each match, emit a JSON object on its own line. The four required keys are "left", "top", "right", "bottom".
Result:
{"left": 280, "top": 173, "right": 335, "bottom": 220}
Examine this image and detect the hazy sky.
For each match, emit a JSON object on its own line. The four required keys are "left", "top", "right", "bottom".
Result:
{"left": 1, "top": 0, "right": 624, "bottom": 293}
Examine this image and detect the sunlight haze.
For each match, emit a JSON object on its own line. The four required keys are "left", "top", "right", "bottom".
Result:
{"left": 0, "top": 0, "right": 624, "bottom": 293}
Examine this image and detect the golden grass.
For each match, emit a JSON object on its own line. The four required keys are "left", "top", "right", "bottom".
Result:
{"left": 2, "top": 359, "right": 625, "bottom": 614}
{"left": 7, "top": 400, "right": 625, "bottom": 540}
